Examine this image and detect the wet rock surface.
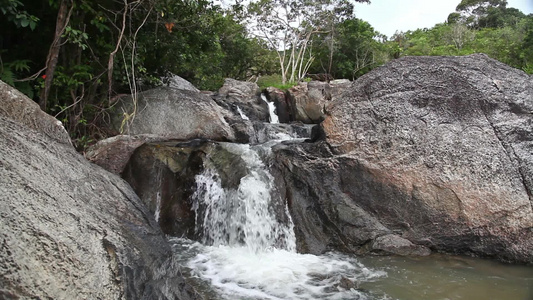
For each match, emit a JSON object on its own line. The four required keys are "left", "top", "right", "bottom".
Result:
{"left": 122, "top": 140, "right": 249, "bottom": 237}
{"left": 274, "top": 54, "right": 533, "bottom": 263}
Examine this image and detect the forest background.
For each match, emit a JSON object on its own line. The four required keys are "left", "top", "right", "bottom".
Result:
{"left": 1, "top": 0, "right": 532, "bottom": 150}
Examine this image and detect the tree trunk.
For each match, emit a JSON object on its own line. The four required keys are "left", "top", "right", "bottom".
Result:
{"left": 40, "top": 0, "right": 71, "bottom": 111}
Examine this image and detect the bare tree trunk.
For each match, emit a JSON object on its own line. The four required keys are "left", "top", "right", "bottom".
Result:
{"left": 327, "top": 24, "right": 335, "bottom": 83}
{"left": 40, "top": 0, "right": 72, "bottom": 111}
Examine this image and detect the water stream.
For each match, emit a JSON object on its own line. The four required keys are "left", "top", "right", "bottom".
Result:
{"left": 169, "top": 110, "right": 533, "bottom": 300}
{"left": 172, "top": 138, "right": 388, "bottom": 299}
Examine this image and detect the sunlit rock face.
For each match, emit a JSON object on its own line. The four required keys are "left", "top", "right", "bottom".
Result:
{"left": 275, "top": 54, "right": 533, "bottom": 263}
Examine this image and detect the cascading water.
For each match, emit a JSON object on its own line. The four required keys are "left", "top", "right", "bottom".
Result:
{"left": 154, "top": 167, "right": 163, "bottom": 222}
{"left": 191, "top": 143, "right": 295, "bottom": 253}
{"left": 169, "top": 136, "right": 387, "bottom": 299}
{"left": 236, "top": 106, "right": 250, "bottom": 120}
{"left": 261, "top": 93, "right": 279, "bottom": 123}
{"left": 166, "top": 134, "right": 533, "bottom": 299}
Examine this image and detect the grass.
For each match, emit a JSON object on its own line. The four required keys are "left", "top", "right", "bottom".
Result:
{"left": 257, "top": 74, "right": 302, "bottom": 91}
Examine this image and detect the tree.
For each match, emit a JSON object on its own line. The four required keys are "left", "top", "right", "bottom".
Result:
{"left": 40, "top": 0, "right": 73, "bottom": 111}
{"left": 246, "top": 0, "right": 369, "bottom": 84}
{"left": 447, "top": 23, "right": 475, "bottom": 49}
{"left": 478, "top": 6, "right": 525, "bottom": 28}
{"left": 310, "top": 18, "right": 386, "bottom": 80}
{"left": 452, "top": 0, "right": 507, "bottom": 28}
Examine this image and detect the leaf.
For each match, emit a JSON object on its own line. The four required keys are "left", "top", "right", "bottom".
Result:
{"left": 29, "top": 20, "right": 36, "bottom": 30}
{"left": 20, "top": 18, "right": 29, "bottom": 27}
{"left": 10, "top": 59, "right": 31, "bottom": 72}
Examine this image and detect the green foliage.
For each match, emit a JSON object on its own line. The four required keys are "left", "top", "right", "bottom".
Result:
{"left": 309, "top": 18, "right": 388, "bottom": 80}
{"left": 0, "top": 0, "right": 39, "bottom": 30}
{"left": 391, "top": 5, "right": 531, "bottom": 73}
{"left": 0, "top": 52, "right": 34, "bottom": 97}
{"left": 0, "top": 0, "right": 530, "bottom": 151}
{"left": 62, "top": 26, "right": 89, "bottom": 50}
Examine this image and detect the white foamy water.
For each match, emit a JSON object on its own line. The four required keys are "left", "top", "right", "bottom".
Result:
{"left": 261, "top": 93, "right": 279, "bottom": 123}
{"left": 170, "top": 238, "right": 386, "bottom": 300}
{"left": 172, "top": 142, "right": 386, "bottom": 299}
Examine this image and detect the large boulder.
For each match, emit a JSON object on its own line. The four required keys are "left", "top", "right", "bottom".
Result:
{"left": 121, "top": 140, "right": 249, "bottom": 237}
{"left": 162, "top": 74, "right": 200, "bottom": 92}
{"left": 212, "top": 78, "right": 269, "bottom": 122}
{"left": 0, "top": 80, "right": 71, "bottom": 145}
{"left": 264, "top": 87, "right": 292, "bottom": 123}
{"left": 0, "top": 88, "right": 196, "bottom": 298}
{"left": 286, "top": 80, "right": 351, "bottom": 124}
{"left": 273, "top": 142, "right": 429, "bottom": 257}
{"left": 275, "top": 54, "right": 533, "bottom": 263}
{"left": 110, "top": 86, "right": 235, "bottom": 141}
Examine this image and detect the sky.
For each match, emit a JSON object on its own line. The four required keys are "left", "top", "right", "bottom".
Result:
{"left": 353, "top": 0, "right": 533, "bottom": 38}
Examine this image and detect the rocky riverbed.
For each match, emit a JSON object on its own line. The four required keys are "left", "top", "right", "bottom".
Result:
{"left": 1, "top": 53, "right": 532, "bottom": 298}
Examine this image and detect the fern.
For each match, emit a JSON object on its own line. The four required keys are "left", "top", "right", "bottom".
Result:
{"left": 8, "top": 60, "right": 31, "bottom": 72}
{"left": 0, "top": 69, "right": 15, "bottom": 85}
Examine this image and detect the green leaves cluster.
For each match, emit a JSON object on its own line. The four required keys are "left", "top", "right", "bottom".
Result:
{"left": 0, "top": 0, "right": 38, "bottom": 30}
{"left": 0, "top": 0, "right": 276, "bottom": 150}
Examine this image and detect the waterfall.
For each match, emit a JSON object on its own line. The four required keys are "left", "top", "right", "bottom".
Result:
{"left": 170, "top": 138, "right": 385, "bottom": 300}
{"left": 191, "top": 143, "right": 295, "bottom": 253}
{"left": 154, "top": 168, "right": 163, "bottom": 222}
{"left": 261, "top": 93, "right": 279, "bottom": 124}
{"left": 236, "top": 106, "right": 250, "bottom": 120}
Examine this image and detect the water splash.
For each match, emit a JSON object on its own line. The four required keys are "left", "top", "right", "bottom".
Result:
{"left": 181, "top": 142, "right": 386, "bottom": 299}
{"left": 170, "top": 237, "right": 386, "bottom": 300}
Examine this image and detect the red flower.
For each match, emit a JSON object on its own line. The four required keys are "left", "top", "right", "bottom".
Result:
{"left": 41, "top": 75, "right": 46, "bottom": 79}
